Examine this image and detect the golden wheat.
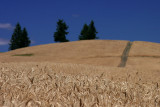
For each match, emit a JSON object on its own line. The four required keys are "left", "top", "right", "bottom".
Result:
{"left": 0, "top": 62, "right": 160, "bottom": 107}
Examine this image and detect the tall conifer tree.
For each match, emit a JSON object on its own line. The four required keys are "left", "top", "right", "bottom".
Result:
{"left": 9, "top": 23, "right": 31, "bottom": 50}
{"left": 79, "top": 20, "right": 98, "bottom": 40}
{"left": 21, "top": 28, "right": 31, "bottom": 47}
{"left": 88, "top": 20, "right": 98, "bottom": 39}
{"left": 53, "top": 19, "right": 69, "bottom": 42}
{"left": 79, "top": 24, "right": 89, "bottom": 40}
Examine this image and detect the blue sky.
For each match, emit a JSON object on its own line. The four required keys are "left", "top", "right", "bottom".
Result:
{"left": 0, "top": 0, "right": 160, "bottom": 52}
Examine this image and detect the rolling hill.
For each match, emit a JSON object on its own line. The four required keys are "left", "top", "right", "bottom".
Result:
{"left": 0, "top": 40, "right": 128, "bottom": 66}
{"left": 1, "top": 40, "right": 160, "bottom": 69}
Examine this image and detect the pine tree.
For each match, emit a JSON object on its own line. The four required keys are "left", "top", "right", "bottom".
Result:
{"left": 53, "top": 19, "right": 69, "bottom": 42}
{"left": 88, "top": 20, "right": 98, "bottom": 39}
{"left": 79, "top": 20, "right": 98, "bottom": 40}
{"left": 21, "top": 28, "right": 31, "bottom": 48}
{"left": 9, "top": 23, "right": 31, "bottom": 50}
{"left": 9, "top": 23, "right": 22, "bottom": 50}
{"left": 79, "top": 24, "right": 89, "bottom": 40}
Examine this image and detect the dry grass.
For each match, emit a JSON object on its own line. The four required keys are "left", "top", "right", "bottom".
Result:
{"left": 1, "top": 40, "right": 160, "bottom": 68}
{"left": 129, "top": 41, "right": 160, "bottom": 57}
{"left": 0, "top": 40, "right": 128, "bottom": 66}
{"left": 127, "top": 57, "right": 160, "bottom": 70}
{"left": 127, "top": 41, "right": 160, "bottom": 69}
{"left": 0, "top": 62, "right": 160, "bottom": 107}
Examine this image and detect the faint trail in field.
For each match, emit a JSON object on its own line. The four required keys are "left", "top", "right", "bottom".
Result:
{"left": 118, "top": 41, "right": 132, "bottom": 67}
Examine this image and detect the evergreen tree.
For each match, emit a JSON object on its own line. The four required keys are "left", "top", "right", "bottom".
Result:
{"left": 9, "top": 23, "right": 22, "bottom": 50}
{"left": 79, "top": 24, "right": 89, "bottom": 40}
{"left": 53, "top": 19, "right": 69, "bottom": 42}
{"left": 21, "top": 28, "right": 31, "bottom": 48}
{"left": 88, "top": 20, "right": 98, "bottom": 39}
{"left": 79, "top": 20, "right": 98, "bottom": 40}
{"left": 9, "top": 23, "right": 31, "bottom": 50}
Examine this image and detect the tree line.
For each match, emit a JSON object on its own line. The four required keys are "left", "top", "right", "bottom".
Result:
{"left": 9, "top": 19, "right": 98, "bottom": 50}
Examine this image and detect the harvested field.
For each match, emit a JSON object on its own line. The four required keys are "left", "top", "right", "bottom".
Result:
{"left": 1, "top": 40, "right": 160, "bottom": 68}
{"left": 0, "top": 40, "right": 128, "bottom": 66}
{"left": 129, "top": 41, "right": 160, "bottom": 57}
{"left": 127, "top": 41, "right": 160, "bottom": 68}
{"left": 127, "top": 57, "right": 160, "bottom": 70}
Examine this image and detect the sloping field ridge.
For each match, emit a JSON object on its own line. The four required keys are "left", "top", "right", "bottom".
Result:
{"left": 127, "top": 41, "right": 160, "bottom": 69}
{"left": 0, "top": 40, "right": 128, "bottom": 66}
{"left": 1, "top": 40, "right": 160, "bottom": 69}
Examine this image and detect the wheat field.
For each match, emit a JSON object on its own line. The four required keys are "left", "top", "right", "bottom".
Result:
{"left": 0, "top": 62, "right": 160, "bottom": 107}
{"left": 1, "top": 40, "right": 160, "bottom": 106}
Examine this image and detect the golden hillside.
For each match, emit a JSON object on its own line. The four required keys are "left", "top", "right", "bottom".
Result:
{"left": 0, "top": 40, "right": 128, "bottom": 66}
{"left": 0, "top": 40, "right": 160, "bottom": 69}
{"left": 127, "top": 41, "right": 160, "bottom": 69}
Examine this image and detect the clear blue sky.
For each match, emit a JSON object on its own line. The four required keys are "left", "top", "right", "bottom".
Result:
{"left": 0, "top": 0, "right": 160, "bottom": 52}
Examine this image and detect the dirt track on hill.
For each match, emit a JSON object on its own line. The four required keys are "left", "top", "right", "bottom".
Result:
{"left": 0, "top": 40, "right": 128, "bottom": 67}
{"left": 0, "top": 40, "right": 160, "bottom": 69}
